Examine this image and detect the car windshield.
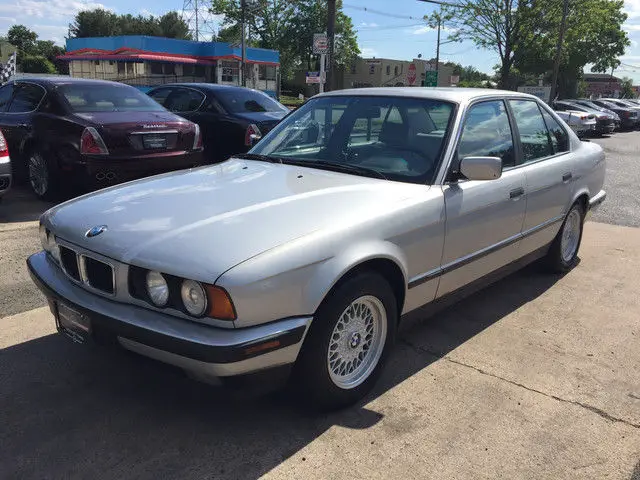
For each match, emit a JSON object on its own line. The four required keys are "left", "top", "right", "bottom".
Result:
{"left": 58, "top": 83, "right": 166, "bottom": 113}
{"left": 579, "top": 101, "right": 606, "bottom": 111}
{"left": 216, "top": 89, "right": 289, "bottom": 114}
{"left": 249, "top": 95, "right": 455, "bottom": 184}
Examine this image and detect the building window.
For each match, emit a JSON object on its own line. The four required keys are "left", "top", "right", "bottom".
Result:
{"left": 369, "top": 64, "right": 375, "bottom": 74}
{"left": 350, "top": 63, "right": 356, "bottom": 74}
{"left": 151, "top": 62, "right": 175, "bottom": 75}
{"left": 257, "top": 64, "right": 276, "bottom": 80}
{"left": 386, "top": 65, "right": 390, "bottom": 75}
{"left": 127, "top": 63, "right": 134, "bottom": 75}
{"left": 94, "top": 60, "right": 100, "bottom": 66}
{"left": 117, "top": 62, "right": 125, "bottom": 75}
{"left": 183, "top": 64, "right": 205, "bottom": 77}
{"left": 221, "top": 61, "right": 238, "bottom": 82}
{"left": 394, "top": 65, "right": 399, "bottom": 76}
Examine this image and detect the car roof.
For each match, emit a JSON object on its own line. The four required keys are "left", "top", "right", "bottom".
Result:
{"left": 314, "top": 87, "right": 541, "bottom": 103}
{"left": 151, "top": 83, "right": 268, "bottom": 94}
{"left": 8, "top": 76, "right": 136, "bottom": 88}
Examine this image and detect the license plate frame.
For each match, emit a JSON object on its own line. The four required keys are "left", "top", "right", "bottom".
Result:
{"left": 142, "top": 134, "right": 167, "bottom": 150}
{"left": 55, "top": 302, "right": 91, "bottom": 344}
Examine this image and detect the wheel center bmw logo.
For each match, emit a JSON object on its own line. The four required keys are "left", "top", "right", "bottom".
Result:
{"left": 85, "top": 225, "right": 108, "bottom": 238}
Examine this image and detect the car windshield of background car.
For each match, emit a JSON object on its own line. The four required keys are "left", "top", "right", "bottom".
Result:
{"left": 250, "top": 95, "right": 455, "bottom": 184}
{"left": 58, "top": 84, "right": 166, "bottom": 113}
{"left": 216, "top": 89, "right": 289, "bottom": 114}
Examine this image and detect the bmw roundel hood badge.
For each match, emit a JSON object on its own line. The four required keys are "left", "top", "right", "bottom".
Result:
{"left": 85, "top": 225, "right": 108, "bottom": 238}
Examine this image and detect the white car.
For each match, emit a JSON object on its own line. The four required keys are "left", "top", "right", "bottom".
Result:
{"left": 555, "top": 110, "right": 597, "bottom": 137}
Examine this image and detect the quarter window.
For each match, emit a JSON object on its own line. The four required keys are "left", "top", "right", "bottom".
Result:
{"left": 8, "top": 83, "right": 45, "bottom": 113}
{"left": 457, "top": 100, "right": 515, "bottom": 168}
{"left": 509, "top": 100, "right": 553, "bottom": 163}
{"left": 540, "top": 108, "right": 569, "bottom": 154}
{"left": 0, "top": 84, "right": 14, "bottom": 112}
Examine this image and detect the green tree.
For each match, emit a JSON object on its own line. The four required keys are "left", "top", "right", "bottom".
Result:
{"left": 20, "top": 55, "right": 57, "bottom": 73}
{"left": 514, "top": 0, "right": 629, "bottom": 98}
{"left": 211, "top": 0, "right": 359, "bottom": 80}
{"left": 70, "top": 9, "right": 191, "bottom": 39}
{"left": 7, "top": 24, "right": 38, "bottom": 55}
{"left": 621, "top": 77, "right": 635, "bottom": 98}
{"left": 425, "top": 0, "right": 537, "bottom": 89}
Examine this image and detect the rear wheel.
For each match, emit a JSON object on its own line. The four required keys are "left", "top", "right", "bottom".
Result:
{"left": 293, "top": 272, "right": 397, "bottom": 411}
{"left": 545, "top": 202, "right": 585, "bottom": 273}
{"left": 28, "top": 149, "right": 59, "bottom": 201}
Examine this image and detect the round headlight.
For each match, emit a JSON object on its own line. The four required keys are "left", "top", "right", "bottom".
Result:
{"left": 181, "top": 280, "right": 207, "bottom": 316}
{"left": 146, "top": 271, "right": 169, "bottom": 307}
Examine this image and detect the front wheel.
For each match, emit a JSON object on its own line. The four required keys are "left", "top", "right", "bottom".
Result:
{"left": 545, "top": 202, "right": 585, "bottom": 273}
{"left": 293, "top": 272, "right": 397, "bottom": 411}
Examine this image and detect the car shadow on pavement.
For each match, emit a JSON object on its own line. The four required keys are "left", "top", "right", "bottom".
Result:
{"left": 0, "top": 264, "right": 563, "bottom": 479}
{"left": 0, "top": 186, "right": 55, "bottom": 225}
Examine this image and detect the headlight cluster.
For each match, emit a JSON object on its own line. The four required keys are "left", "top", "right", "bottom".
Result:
{"left": 39, "top": 224, "right": 60, "bottom": 263}
{"left": 131, "top": 266, "right": 236, "bottom": 320}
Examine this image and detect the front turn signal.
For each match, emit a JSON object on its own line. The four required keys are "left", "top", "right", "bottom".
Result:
{"left": 205, "top": 285, "right": 237, "bottom": 320}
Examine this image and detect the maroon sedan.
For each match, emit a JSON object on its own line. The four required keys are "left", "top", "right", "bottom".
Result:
{"left": 0, "top": 77, "right": 203, "bottom": 200}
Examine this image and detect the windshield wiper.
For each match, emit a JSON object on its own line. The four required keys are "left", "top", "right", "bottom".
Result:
{"left": 283, "top": 159, "right": 388, "bottom": 180}
{"left": 233, "top": 153, "right": 283, "bottom": 163}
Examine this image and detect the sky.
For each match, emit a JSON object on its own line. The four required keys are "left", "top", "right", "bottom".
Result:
{"left": 1, "top": 0, "right": 640, "bottom": 83}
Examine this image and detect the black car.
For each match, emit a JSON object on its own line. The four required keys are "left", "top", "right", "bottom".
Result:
{"left": 147, "top": 84, "right": 290, "bottom": 162}
{"left": 590, "top": 99, "right": 639, "bottom": 129}
{"left": 0, "top": 77, "right": 203, "bottom": 200}
{"left": 553, "top": 100, "right": 616, "bottom": 135}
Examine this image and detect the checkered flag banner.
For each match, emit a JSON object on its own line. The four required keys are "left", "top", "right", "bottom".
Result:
{"left": 0, "top": 52, "right": 17, "bottom": 84}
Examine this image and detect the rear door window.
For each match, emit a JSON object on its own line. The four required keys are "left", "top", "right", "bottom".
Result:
{"left": 166, "top": 88, "right": 205, "bottom": 112}
{"left": 147, "top": 88, "right": 173, "bottom": 107}
{"left": 540, "top": 108, "right": 569, "bottom": 154}
{"left": 509, "top": 100, "right": 554, "bottom": 163}
{"left": 8, "top": 83, "right": 45, "bottom": 113}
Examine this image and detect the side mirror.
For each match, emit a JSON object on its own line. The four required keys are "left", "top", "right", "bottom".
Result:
{"left": 459, "top": 156, "right": 502, "bottom": 181}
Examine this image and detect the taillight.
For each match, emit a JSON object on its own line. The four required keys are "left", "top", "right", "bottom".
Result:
{"left": 0, "top": 129, "right": 8, "bottom": 163}
{"left": 192, "top": 123, "right": 203, "bottom": 150}
{"left": 244, "top": 123, "right": 262, "bottom": 147}
{"left": 80, "top": 127, "right": 109, "bottom": 155}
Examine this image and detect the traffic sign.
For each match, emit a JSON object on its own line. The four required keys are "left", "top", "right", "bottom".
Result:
{"left": 424, "top": 70, "right": 438, "bottom": 87}
{"left": 407, "top": 63, "right": 417, "bottom": 86}
{"left": 313, "top": 33, "right": 329, "bottom": 54}
{"left": 305, "top": 71, "right": 324, "bottom": 84}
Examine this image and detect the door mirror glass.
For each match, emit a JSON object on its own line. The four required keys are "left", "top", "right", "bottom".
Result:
{"left": 460, "top": 156, "right": 502, "bottom": 181}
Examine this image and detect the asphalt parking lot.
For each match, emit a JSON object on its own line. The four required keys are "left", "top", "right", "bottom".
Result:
{"left": 1, "top": 134, "right": 639, "bottom": 479}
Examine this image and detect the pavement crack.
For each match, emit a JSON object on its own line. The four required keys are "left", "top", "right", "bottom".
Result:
{"left": 401, "top": 341, "right": 640, "bottom": 430}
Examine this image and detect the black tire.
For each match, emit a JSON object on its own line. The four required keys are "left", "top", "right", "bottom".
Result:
{"left": 545, "top": 202, "right": 585, "bottom": 273}
{"left": 293, "top": 272, "right": 397, "bottom": 411}
{"left": 27, "top": 148, "right": 60, "bottom": 201}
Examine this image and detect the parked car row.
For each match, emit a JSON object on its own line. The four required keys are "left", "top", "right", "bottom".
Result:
{"left": 0, "top": 77, "right": 289, "bottom": 200}
{"left": 552, "top": 97, "right": 640, "bottom": 136}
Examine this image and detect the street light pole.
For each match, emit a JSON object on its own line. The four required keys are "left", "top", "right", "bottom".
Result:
{"left": 549, "top": 0, "right": 569, "bottom": 102}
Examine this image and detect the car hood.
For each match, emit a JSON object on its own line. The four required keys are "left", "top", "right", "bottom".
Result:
{"left": 73, "top": 110, "right": 188, "bottom": 127}
{"left": 44, "top": 158, "right": 417, "bottom": 283}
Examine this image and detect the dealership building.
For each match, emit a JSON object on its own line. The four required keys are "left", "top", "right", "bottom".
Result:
{"left": 59, "top": 36, "right": 280, "bottom": 96}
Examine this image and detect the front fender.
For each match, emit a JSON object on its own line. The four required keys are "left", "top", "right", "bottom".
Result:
{"left": 301, "top": 240, "right": 409, "bottom": 316}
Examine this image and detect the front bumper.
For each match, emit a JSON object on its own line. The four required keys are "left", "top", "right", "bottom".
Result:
{"left": 589, "top": 189, "right": 606, "bottom": 212}
{"left": 27, "top": 252, "right": 311, "bottom": 378}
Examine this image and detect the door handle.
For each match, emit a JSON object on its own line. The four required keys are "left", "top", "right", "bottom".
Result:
{"left": 562, "top": 172, "right": 572, "bottom": 182}
{"left": 510, "top": 187, "right": 525, "bottom": 199}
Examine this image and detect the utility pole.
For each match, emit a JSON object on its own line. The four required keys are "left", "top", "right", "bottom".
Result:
{"left": 435, "top": 15, "right": 441, "bottom": 86}
{"left": 241, "top": 0, "right": 246, "bottom": 86}
{"left": 195, "top": 0, "right": 199, "bottom": 41}
{"left": 549, "top": 0, "right": 569, "bottom": 102}
{"left": 326, "top": 0, "right": 336, "bottom": 91}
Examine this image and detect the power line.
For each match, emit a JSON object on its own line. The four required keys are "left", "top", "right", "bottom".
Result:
{"left": 343, "top": 3, "right": 424, "bottom": 20}
{"left": 357, "top": 23, "right": 425, "bottom": 31}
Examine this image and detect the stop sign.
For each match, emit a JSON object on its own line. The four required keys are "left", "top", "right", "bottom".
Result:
{"left": 407, "top": 63, "right": 417, "bottom": 86}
